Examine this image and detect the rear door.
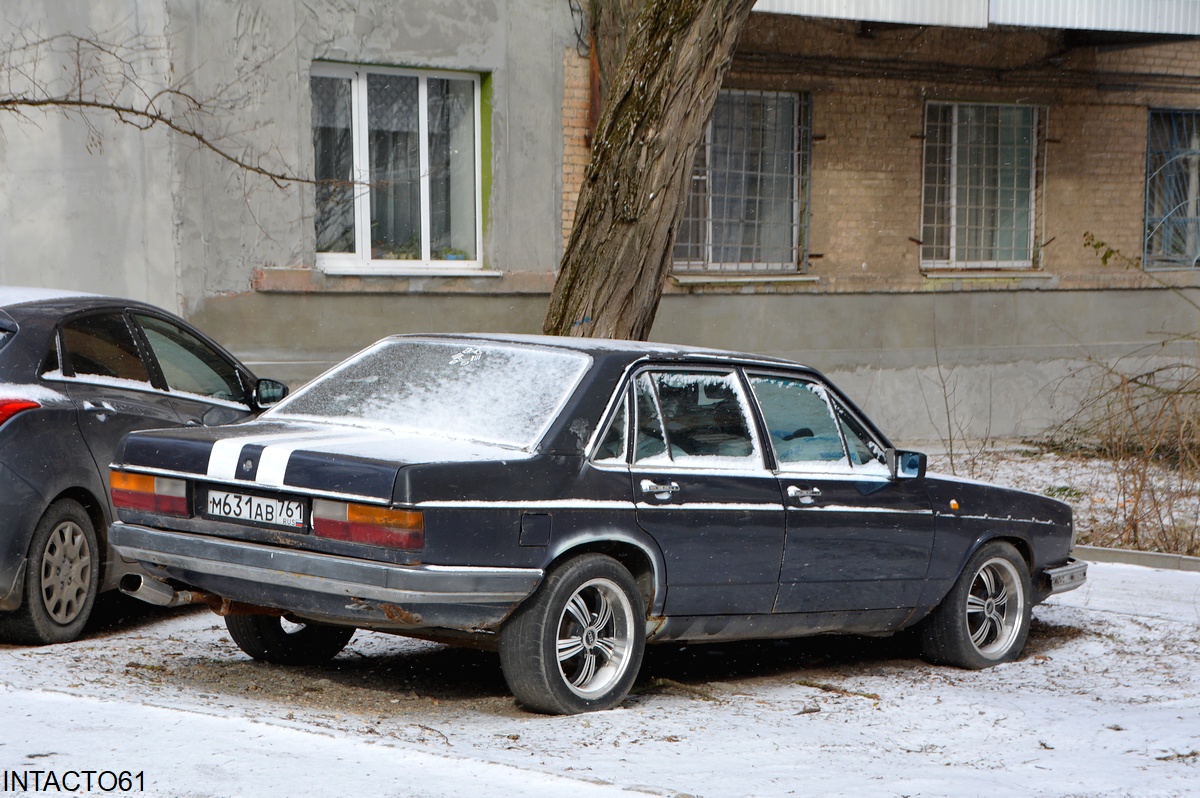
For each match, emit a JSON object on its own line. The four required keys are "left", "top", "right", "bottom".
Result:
{"left": 56, "top": 310, "right": 183, "bottom": 483}
{"left": 626, "top": 368, "right": 785, "bottom": 616}
{"left": 745, "top": 372, "right": 935, "bottom": 615}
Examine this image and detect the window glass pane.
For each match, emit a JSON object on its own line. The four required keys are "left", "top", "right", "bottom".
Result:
{"left": 428, "top": 78, "right": 477, "bottom": 260}
{"left": 594, "top": 393, "right": 628, "bottom": 462}
{"left": 62, "top": 314, "right": 150, "bottom": 384}
{"left": 368, "top": 73, "right": 421, "bottom": 260}
{"left": 748, "top": 376, "right": 848, "bottom": 467}
{"left": 834, "top": 405, "right": 886, "bottom": 468}
{"left": 921, "top": 103, "right": 953, "bottom": 262}
{"left": 922, "top": 102, "right": 1036, "bottom": 267}
{"left": 647, "top": 371, "right": 758, "bottom": 468}
{"left": 312, "top": 76, "right": 355, "bottom": 253}
{"left": 272, "top": 340, "right": 590, "bottom": 450}
{"left": 136, "top": 315, "right": 244, "bottom": 402}
{"left": 675, "top": 90, "right": 808, "bottom": 272}
{"left": 633, "top": 374, "right": 668, "bottom": 463}
{"left": 1145, "top": 110, "right": 1200, "bottom": 269}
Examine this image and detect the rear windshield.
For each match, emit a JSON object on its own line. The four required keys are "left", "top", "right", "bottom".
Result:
{"left": 269, "top": 339, "right": 592, "bottom": 449}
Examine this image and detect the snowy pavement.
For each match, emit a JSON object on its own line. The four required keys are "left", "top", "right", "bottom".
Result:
{"left": 2, "top": 560, "right": 1199, "bottom": 798}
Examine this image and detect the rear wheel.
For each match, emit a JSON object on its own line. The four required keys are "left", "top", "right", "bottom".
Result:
{"left": 225, "top": 615, "right": 355, "bottom": 665}
{"left": 0, "top": 499, "right": 99, "bottom": 645}
{"left": 920, "top": 541, "right": 1031, "bottom": 669}
{"left": 500, "top": 553, "right": 645, "bottom": 715}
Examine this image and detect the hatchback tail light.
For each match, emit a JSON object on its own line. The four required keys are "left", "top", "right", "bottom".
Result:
{"left": 110, "top": 470, "right": 190, "bottom": 517}
{"left": 0, "top": 399, "right": 39, "bottom": 427}
{"left": 312, "top": 499, "right": 424, "bottom": 550}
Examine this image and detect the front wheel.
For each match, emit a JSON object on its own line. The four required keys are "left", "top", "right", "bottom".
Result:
{"left": 500, "top": 554, "right": 645, "bottom": 714}
{"left": 0, "top": 499, "right": 99, "bottom": 645}
{"left": 920, "top": 541, "right": 1031, "bottom": 669}
{"left": 225, "top": 615, "right": 355, "bottom": 665}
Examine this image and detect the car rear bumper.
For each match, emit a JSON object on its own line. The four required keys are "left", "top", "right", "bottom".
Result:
{"left": 109, "top": 522, "right": 542, "bottom": 631}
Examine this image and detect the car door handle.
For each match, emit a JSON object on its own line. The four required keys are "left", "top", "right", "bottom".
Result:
{"left": 640, "top": 479, "right": 680, "bottom": 497}
{"left": 786, "top": 485, "right": 821, "bottom": 505}
{"left": 82, "top": 400, "right": 117, "bottom": 413}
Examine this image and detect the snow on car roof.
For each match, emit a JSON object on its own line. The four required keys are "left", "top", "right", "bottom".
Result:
{"left": 401, "top": 332, "right": 807, "bottom": 367}
{"left": 0, "top": 286, "right": 101, "bottom": 308}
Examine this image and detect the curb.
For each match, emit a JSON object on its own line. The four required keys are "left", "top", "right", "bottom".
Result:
{"left": 1074, "top": 544, "right": 1200, "bottom": 573}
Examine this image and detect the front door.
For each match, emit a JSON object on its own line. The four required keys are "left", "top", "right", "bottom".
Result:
{"left": 745, "top": 373, "right": 935, "bottom": 615}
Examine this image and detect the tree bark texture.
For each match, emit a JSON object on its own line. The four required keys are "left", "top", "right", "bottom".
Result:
{"left": 589, "top": 0, "right": 643, "bottom": 107}
{"left": 543, "top": 0, "right": 756, "bottom": 340}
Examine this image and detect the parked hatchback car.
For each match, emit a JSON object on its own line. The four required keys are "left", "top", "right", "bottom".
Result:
{"left": 0, "top": 287, "right": 287, "bottom": 645}
{"left": 109, "top": 334, "right": 1085, "bottom": 714}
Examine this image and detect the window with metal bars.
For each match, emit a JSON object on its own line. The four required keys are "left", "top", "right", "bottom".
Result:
{"left": 311, "top": 64, "right": 481, "bottom": 273}
{"left": 1145, "top": 110, "right": 1200, "bottom": 270}
{"left": 673, "top": 90, "right": 810, "bottom": 273}
{"left": 920, "top": 102, "right": 1040, "bottom": 270}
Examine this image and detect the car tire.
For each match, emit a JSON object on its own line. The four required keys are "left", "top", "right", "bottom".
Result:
{"left": 224, "top": 615, "right": 355, "bottom": 665}
{"left": 499, "top": 553, "right": 645, "bottom": 715}
{"left": 0, "top": 499, "right": 99, "bottom": 645}
{"left": 920, "top": 540, "right": 1032, "bottom": 669}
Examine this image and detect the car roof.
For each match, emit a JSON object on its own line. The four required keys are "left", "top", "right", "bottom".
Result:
{"left": 0, "top": 286, "right": 103, "bottom": 309}
{"left": 392, "top": 332, "right": 810, "bottom": 370}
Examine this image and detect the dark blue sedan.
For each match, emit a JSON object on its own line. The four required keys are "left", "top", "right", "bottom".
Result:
{"left": 0, "top": 287, "right": 286, "bottom": 644}
{"left": 108, "top": 334, "right": 1085, "bottom": 713}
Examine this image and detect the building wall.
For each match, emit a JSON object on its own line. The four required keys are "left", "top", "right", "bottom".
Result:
{"left": 5, "top": 3, "right": 1200, "bottom": 442}
{"left": 0, "top": 0, "right": 179, "bottom": 309}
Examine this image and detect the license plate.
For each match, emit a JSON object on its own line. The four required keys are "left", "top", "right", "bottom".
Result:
{"left": 206, "top": 489, "right": 306, "bottom": 529}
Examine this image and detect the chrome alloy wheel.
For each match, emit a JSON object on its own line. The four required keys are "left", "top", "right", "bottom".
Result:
{"left": 966, "top": 556, "right": 1026, "bottom": 659}
{"left": 555, "top": 577, "right": 637, "bottom": 699}
{"left": 39, "top": 519, "right": 93, "bottom": 625}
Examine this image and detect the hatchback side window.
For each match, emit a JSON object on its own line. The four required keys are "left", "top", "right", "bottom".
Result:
{"left": 635, "top": 370, "right": 758, "bottom": 469}
{"left": 134, "top": 315, "right": 245, "bottom": 402}
{"left": 748, "top": 375, "right": 849, "bottom": 468}
{"left": 61, "top": 313, "right": 151, "bottom": 384}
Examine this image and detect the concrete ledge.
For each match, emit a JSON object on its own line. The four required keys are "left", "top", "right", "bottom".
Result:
{"left": 1074, "top": 544, "right": 1200, "bottom": 573}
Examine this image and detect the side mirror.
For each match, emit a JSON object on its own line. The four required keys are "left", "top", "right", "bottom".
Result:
{"left": 886, "top": 448, "right": 926, "bottom": 480}
{"left": 254, "top": 378, "right": 289, "bottom": 409}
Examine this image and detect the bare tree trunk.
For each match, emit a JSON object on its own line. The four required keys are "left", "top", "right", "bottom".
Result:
{"left": 544, "top": 0, "right": 756, "bottom": 340}
{"left": 589, "top": 0, "right": 643, "bottom": 106}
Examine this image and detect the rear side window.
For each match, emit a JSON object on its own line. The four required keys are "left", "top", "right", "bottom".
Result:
{"left": 631, "top": 369, "right": 760, "bottom": 469}
{"left": 61, "top": 313, "right": 151, "bottom": 384}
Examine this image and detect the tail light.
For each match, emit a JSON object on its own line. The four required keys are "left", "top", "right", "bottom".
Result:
{"left": 0, "top": 399, "right": 39, "bottom": 426}
{"left": 312, "top": 499, "right": 424, "bottom": 550}
{"left": 110, "top": 470, "right": 190, "bottom": 517}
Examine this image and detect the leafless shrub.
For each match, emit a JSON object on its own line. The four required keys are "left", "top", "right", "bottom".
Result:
{"left": 1032, "top": 234, "right": 1200, "bottom": 555}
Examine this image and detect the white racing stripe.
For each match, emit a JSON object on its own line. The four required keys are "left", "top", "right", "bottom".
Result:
{"left": 205, "top": 428, "right": 387, "bottom": 486}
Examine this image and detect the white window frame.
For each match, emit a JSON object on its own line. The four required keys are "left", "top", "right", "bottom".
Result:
{"left": 920, "top": 101, "right": 1042, "bottom": 271}
{"left": 311, "top": 63, "right": 484, "bottom": 276}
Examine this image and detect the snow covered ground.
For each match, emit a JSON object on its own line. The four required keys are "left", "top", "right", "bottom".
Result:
{"left": 1, "top": 561, "right": 1198, "bottom": 797}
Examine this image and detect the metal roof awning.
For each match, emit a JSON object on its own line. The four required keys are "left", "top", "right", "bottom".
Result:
{"left": 753, "top": 0, "right": 1200, "bottom": 35}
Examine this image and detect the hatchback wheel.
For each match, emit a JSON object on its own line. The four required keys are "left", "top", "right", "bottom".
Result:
{"left": 920, "top": 541, "right": 1031, "bottom": 669}
{"left": 500, "top": 553, "right": 645, "bottom": 714}
{"left": 225, "top": 614, "right": 356, "bottom": 665}
{"left": 0, "top": 499, "right": 99, "bottom": 645}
